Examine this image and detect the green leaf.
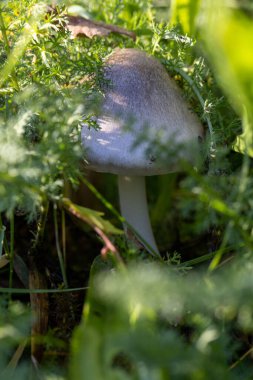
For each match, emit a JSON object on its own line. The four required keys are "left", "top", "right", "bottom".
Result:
{"left": 70, "top": 325, "right": 131, "bottom": 380}
{"left": 233, "top": 106, "right": 253, "bottom": 157}
{"left": 202, "top": 1, "right": 253, "bottom": 155}
{"left": 70, "top": 325, "right": 105, "bottom": 380}
{"left": 62, "top": 198, "right": 123, "bottom": 235}
{"left": 170, "top": 0, "right": 201, "bottom": 35}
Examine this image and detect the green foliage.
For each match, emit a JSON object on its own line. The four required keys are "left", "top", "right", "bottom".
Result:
{"left": 0, "top": 1, "right": 121, "bottom": 218}
{"left": 0, "top": 299, "right": 30, "bottom": 380}
{"left": 62, "top": 197, "right": 123, "bottom": 235}
{"left": 69, "top": 0, "right": 253, "bottom": 379}
{"left": 201, "top": 0, "right": 253, "bottom": 156}
{"left": 70, "top": 260, "right": 253, "bottom": 379}
{"left": 1, "top": 0, "right": 253, "bottom": 378}
{"left": 170, "top": 0, "right": 201, "bottom": 35}
{"left": 0, "top": 86, "right": 84, "bottom": 217}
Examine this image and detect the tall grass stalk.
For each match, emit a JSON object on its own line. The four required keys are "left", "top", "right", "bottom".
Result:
{"left": 0, "top": 214, "right": 8, "bottom": 253}
{"left": 61, "top": 209, "right": 67, "bottom": 268}
{"left": 53, "top": 203, "right": 68, "bottom": 288}
{"left": 0, "top": 6, "right": 20, "bottom": 90}
{"left": 0, "top": 3, "right": 46, "bottom": 89}
{"left": 0, "top": 215, "right": 6, "bottom": 257}
{"left": 8, "top": 212, "right": 15, "bottom": 301}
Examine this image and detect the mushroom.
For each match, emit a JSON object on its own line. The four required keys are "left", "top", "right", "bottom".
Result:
{"left": 82, "top": 48, "right": 203, "bottom": 256}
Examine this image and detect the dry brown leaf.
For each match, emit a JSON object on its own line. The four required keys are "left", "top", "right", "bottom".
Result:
{"left": 66, "top": 15, "right": 136, "bottom": 40}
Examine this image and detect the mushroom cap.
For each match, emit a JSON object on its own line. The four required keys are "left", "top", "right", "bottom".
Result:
{"left": 82, "top": 48, "right": 204, "bottom": 175}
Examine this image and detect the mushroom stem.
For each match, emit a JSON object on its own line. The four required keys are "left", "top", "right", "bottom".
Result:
{"left": 118, "top": 175, "right": 160, "bottom": 257}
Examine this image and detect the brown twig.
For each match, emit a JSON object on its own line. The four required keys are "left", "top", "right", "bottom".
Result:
{"left": 229, "top": 347, "right": 253, "bottom": 370}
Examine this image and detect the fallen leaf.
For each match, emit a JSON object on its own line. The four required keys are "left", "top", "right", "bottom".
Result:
{"left": 66, "top": 15, "right": 136, "bottom": 40}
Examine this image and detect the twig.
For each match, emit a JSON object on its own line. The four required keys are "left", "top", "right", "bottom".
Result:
{"left": 230, "top": 347, "right": 253, "bottom": 370}
{"left": 7, "top": 339, "right": 28, "bottom": 369}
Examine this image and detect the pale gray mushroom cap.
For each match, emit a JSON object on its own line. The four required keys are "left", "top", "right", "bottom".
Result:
{"left": 82, "top": 48, "right": 204, "bottom": 176}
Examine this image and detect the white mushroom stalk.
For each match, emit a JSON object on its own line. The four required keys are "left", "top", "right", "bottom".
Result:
{"left": 118, "top": 175, "right": 159, "bottom": 256}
